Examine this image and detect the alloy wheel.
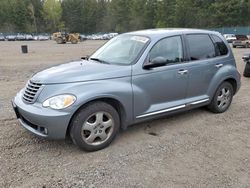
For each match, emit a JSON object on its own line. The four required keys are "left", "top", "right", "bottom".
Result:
{"left": 81, "top": 112, "right": 114, "bottom": 146}
{"left": 217, "top": 87, "right": 231, "bottom": 110}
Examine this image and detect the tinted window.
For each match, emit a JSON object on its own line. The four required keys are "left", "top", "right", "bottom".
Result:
{"left": 186, "top": 34, "right": 216, "bottom": 61}
{"left": 212, "top": 35, "right": 228, "bottom": 56}
{"left": 149, "top": 36, "right": 183, "bottom": 64}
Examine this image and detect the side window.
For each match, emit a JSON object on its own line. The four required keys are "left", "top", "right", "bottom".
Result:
{"left": 149, "top": 36, "right": 183, "bottom": 64}
{"left": 186, "top": 34, "right": 216, "bottom": 61}
{"left": 211, "top": 35, "right": 228, "bottom": 56}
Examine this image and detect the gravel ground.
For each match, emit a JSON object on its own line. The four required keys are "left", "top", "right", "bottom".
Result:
{"left": 0, "top": 40, "right": 250, "bottom": 188}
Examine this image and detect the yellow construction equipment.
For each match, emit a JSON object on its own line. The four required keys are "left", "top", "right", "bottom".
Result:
{"left": 53, "top": 32, "right": 80, "bottom": 44}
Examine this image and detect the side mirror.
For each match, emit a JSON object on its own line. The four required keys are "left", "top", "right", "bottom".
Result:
{"left": 242, "top": 53, "right": 250, "bottom": 62}
{"left": 143, "top": 56, "right": 167, "bottom": 69}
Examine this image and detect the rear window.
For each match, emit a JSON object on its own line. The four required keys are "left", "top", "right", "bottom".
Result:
{"left": 186, "top": 34, "right": 216, "bottom": 61}
{"left": 211, "top": 35, "right": 228, "bottom": 56}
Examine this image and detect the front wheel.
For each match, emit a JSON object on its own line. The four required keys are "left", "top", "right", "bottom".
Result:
{"left": 71, "top": 39, "right": 78, "bottom": 44}
{"left": 56, "top": 37, "right": 64, "bottom": 44}
{"left": 70, "top": 102, "right": 120, "bottom": 151}
{"left": 208, "top": 82, "right": 233, "bottom": 113}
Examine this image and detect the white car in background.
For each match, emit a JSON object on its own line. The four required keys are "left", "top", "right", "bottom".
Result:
{"left": 0, "top": 33, "right": 5, "bottom": 41}
{"left": 38, "top": 35, "right": 50, "bottom": 41}
{"left": 25, "top": 34, "right": 34, "bottom": 41}
{"left": 223, "top": 34, "right": 236, "bottom": 43}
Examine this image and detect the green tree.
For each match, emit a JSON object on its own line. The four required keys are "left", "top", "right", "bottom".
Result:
{"left": 209, "top": 0, "right": 250, "bottom": 27}
{"left": 156, "top": 0, "right": 176, "bottom": 28}
{"left": 109, "top": 0, "right": 131, "bottom": 32}
{"left": 1, "top": 0, "right": 250, "bottom": 34}
{"left": 62, "top": 0, "right": 84, "bottom": 32}
{"left": 129, "top": 0, "right": 146, "bottom": 30}
{"left": 0, "top": 0, "right": 8, "bottom": 31}
{"left": 174, "top": 0, "right": 198, "bottom": 27}
{"left": 143, "top": 0, "right": 158, "bottom": 29}
{"left": 6, "top": 0, "right": 34, "bottom": 32}
{"left": 82, "top": 0, "right": 98, "bottom": 33}
{"left": 43, "top": 0, "right": 63, "bottom": 32}
{"left": 95, "top": 0, "right": 109, "bottom": 32}
{"left": 30, "top": 0, "right": 46, "bottom": 33}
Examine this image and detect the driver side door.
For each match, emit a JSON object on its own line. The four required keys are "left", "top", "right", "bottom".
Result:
{"left": 132, "top": 35, "right": 189, "bottom": 119}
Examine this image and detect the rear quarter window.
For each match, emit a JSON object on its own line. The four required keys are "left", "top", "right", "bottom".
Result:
{"left": 211, "top": 35, "right": 228, "bottom": 56}
{"left": 186, "top": 34, "right": 216, "bottom": 61}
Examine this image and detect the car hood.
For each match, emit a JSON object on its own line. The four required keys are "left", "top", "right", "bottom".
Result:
{"left": 31, "top": 60, "right": 131, "bottom": 84}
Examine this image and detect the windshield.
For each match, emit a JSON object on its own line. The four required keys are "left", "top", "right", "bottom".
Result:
{"left": 90, "top": 35, "right": 149, "bottom": 65}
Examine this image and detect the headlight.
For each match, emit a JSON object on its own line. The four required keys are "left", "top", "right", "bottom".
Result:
{"left": 43, "top": 94, "right": 76, "bottom": 109}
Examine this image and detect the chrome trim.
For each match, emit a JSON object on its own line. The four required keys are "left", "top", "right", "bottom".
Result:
{"left": 190, "top": 98, "right": 209, "bottom": 105}
{"left": 178, "top": 70, "right": 188, "bottom": 75}
{"left": 22, "top": 80, "right": 43, "bottom": 104}
{"left": 136, "top": 105, "right": 186, "bottom": 119}
{"left": 215, "top": 63, "right": 223, "bottom": 68}
{"left": 136, "top": 98, "right": 209, "bottom": 119}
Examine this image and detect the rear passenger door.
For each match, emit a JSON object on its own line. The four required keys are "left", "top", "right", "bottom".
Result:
{"left": 184, "top": 34, "right": 229, "bottom": 103}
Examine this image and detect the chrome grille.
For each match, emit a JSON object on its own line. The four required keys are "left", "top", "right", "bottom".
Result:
{"left": 22, "top": 80, "right": 42, "bottom": 103}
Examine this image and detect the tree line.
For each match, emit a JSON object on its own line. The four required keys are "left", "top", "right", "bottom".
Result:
{"left": 0, "top": 0, "right": 250, "bottom": 34}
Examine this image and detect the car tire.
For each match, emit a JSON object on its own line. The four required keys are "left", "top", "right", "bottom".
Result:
{"left": 208, "top": 82, "right": 233, "bottom": 113}
{"left": 71, "top": 39, "right": 78, "bottom": 44}
{"left": 232, "top": 45, "right": 236, "bottom": 48}
{"left": 246, "top": 43, "right": 250, "bottom": 48}
{"left": 70, "top": 102, "right": 120, "bottom": 151}
{"left": 56, "top": 38, "right": 64, "bottom": 44}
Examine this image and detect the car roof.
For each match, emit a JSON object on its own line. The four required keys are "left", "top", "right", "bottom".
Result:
{"left": 126, "top": 28, "right": 220, "bottom": 39}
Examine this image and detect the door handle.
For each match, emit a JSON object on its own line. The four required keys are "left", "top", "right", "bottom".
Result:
{"left": 178, "top": 69, "right": 188, "bottom": 75}
{"left": 215, "top": 63, "right": 223, "bottom": 68}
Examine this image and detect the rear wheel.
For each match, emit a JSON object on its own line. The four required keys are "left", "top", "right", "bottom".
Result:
{"left": 246, "top": 43, "right": 250, "bottom": 48}
{"left": 232, "top": 45, "right": 236, "bottom": 48}
{"left": 208, "top": 82, "right": 233, "bottom": 113}
{"left": 70, "top": 102, "right": 120, "bottom": 151}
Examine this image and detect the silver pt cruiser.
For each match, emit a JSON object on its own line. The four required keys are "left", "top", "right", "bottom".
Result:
{"left": 13, "top": 29, "right": 241, "bottom": 151}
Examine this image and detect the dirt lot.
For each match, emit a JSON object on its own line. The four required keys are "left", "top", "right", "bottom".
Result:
{"left": 0, "top": 40, "right": 250, "bottom": 188}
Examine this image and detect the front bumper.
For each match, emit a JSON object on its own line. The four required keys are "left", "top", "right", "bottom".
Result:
{"left": 12, "top": 91, "right": 72, "bottom": 139}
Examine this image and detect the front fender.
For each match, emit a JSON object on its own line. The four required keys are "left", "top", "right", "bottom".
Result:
{"left": 38, "top": 77, "right": 133, "bottom": 127}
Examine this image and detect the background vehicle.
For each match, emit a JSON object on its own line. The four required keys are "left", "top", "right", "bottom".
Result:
{"left": 242, "top": 53, "right": 250, "bottom": 77}
{"left": 6, "top": 34, "right": 16, "bottom": 41}
{"left": 223, "top": 34, "right": 236, "bottom": 43}
{"left": 38, "top": 34, "right": 50, "bottom": 41}
{"left": 0, "top": 33, "right": 5, "bottom": 41}
{"left": 53, "top": 32, "right": 80, "bottom": 44}
{"left": 25, "top": 34, "right": 34, "bottom": 41}
{"left": 232, "top": 35, "right": 250, "bottom": 48}
{"left": 80, "top": 34, "right": 87, "bottom": 41}
{"left": 13, "top": 29, "right": 241, "bottom": 151}
{"left": 16, "top": 33, "right": 26, "bottom": 41}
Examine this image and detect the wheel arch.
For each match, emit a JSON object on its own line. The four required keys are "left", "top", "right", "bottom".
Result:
{"left": 224, "top": 78, "right": 237, "bottom": 95}
{"left": 66, "top": 97, "right": 127, "bottom": 138}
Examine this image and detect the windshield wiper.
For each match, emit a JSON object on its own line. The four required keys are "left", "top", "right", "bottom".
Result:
{"left": 89, "top": 57, "right": 110, "bottom": 64}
